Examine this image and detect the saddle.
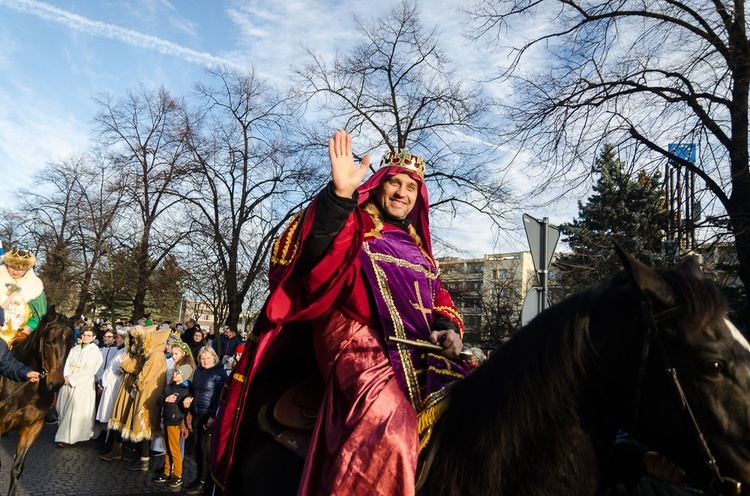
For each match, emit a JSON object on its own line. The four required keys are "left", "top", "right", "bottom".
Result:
{"left": 7, "top": 332, "right": 27, "bottom": 349}
{"left": 257, "top": 378, "right": 322, "bottom": 459}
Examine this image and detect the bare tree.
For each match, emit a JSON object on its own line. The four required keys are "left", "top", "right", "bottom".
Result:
{"left": 0, "top": 209, "right": 31, "bottom": 259}
{"left": 293, "top": 1, "right": 514, "bottom": 244}
{"left": 16, "top": 155, "right": 123, "bottom": 318}
{"left": 180, "top": 68, "right": 320, "bottom": 331}
{"left": 16, "top": 157, "right": 81, "bottom": 313}
{"left": 146, "top": 253, "right": 187, "bottom": 323}
{"left": 94, "top": 84, "right": 193, "bottom": 322}
{"left": 69, "top": 154, "right": 125, "bottom": 321}
{"left": 465, "top": 0, "right": 750, "bottom": 322}
{"left": 180, "top": 239, "right": 230, "bottom": 336}
{"left": 479, "top": 261, "right": 526, "bottom": 344}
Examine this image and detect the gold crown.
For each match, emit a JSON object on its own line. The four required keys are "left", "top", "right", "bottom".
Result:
{"left": 2, "top": 248, "right": 36, "bottom": 271}
{"left": 380, "top": 149, "right": 425, "bottom": 179}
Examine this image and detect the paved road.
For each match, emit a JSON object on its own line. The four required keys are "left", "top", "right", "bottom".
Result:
{"left": 0, "top": 423, "right": 199, "bottom": 496}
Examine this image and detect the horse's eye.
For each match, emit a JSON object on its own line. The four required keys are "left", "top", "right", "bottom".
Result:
{"left": 700, "top": 360, "right": 726, "bottom": 378}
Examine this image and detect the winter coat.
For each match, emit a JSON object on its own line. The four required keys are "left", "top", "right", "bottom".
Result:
{"left": 189, "top": 363, "right": 227, "bottom": 418}
{"left": 157, "top": 381, "right": 190, "bottom": 426}
{"left": 219, "top": 334, "right": 241, "bottom": 358}
{"left": 0, "top": 338, "right": 31, "bottom": 381}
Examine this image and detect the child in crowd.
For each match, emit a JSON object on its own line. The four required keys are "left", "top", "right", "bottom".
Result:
{"left": 222, "top": 342, "right": 245, "bottom": 372}
{"left": 153, "top": 340, "right": 194, "bottom": 490}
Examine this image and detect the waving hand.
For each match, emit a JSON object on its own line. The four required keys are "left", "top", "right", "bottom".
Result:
{"left": 329, "top": 130, "right": 370, "bottom": 198}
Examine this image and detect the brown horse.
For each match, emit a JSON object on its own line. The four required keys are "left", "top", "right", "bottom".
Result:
{"left": 0, "top": 307, "right": 73, "bottom": 496}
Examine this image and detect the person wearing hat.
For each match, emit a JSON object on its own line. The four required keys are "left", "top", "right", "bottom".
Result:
{"left": 229, "top": 343, "right": 244, "bottom": 370}
{"left": 153, "top": 339, "right": 195, "bottom": 490}
{"left": 0, "top": 248, "right": 47, "bottom": 347}
{"left": 210, "top": 130, "right": 469, "bottom": 495}
{"left": 0, "top": 285, "right": 39, "bottom": 383}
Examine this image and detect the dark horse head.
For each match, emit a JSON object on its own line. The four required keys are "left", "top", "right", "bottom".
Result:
{"left": 11, "top": 306, "right": 74, "bottom": 391}
{"left": 421, "top": 248, "right": 750, "bottom": 495}
{"left": 612, "top": 249, "right": 750, "bottom": 493}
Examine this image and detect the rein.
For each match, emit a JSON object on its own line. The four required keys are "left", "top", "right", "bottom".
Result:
{"left": 634, "top": 302, "right": 742, "bottom": 495}
{"left": 37, "top": 333, "right": 49, "bottom": 380}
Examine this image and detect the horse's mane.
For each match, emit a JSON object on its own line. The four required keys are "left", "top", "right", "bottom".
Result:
{"left": 11, "top": 310, "right": 74, "bottom": 368}
{"left": 11, "top": 314, "right": 48, "bottom": 365}
{"left": 432, "top": 282, "right": 602, "bottom": 491}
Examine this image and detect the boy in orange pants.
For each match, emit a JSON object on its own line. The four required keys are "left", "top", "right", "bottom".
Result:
{"left": 154, "top": 360, "right": 193, "bottom": 489}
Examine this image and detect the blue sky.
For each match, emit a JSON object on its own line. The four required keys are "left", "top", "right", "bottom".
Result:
{"left": 0, "top": 0, "right": 560, "bottom": 256}
{"left": 0, "top": 0, "right": 370, "bottom": 179}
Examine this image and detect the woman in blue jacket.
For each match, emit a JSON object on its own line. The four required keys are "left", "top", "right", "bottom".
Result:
{"left": 182, "top": 346, "right": 226, "bottom": 495}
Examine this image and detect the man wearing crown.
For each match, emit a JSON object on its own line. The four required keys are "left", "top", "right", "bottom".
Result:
{"left": 0, "top": 248, "right": 47, "bottom": 347}
{"left": 210, "top": 130, "right": 469, "bottom": 495}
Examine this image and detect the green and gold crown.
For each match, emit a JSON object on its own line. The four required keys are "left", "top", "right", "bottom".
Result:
{"left": 380, "top": 149, "right": 425, "bottom": 179}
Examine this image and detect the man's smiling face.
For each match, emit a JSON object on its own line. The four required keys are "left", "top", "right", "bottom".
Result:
{"left": 376, "top": 173, "right": 418, "bottom": 221}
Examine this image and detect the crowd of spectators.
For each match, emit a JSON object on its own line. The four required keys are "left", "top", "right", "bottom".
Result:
{"left": 47, "top": 316, "right": 245, "bottom": 495}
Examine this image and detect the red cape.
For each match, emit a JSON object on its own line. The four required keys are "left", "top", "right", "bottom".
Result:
{"left": 209, "top": 167, "right": 458, "bottom": 491}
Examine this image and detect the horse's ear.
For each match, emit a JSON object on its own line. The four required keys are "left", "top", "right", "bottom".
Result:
{"left": 614, "top": 243, "right": 676, "bottom": 306}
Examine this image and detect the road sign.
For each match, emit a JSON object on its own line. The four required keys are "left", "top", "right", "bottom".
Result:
{"left": 523, "top": 214, "right": 560, "bottom": 275}
{"left": 521, "top": 288, "right": 545, "bottom": 326}
{"left": 522, "top": 214, "right": 560, "bottom": 323}
{"left": 667, "top": 143, "right": 696, "bottom": 164}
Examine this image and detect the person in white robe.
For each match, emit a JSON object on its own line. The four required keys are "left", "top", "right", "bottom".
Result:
{"left": 96, "top": 332, "right": 126, "bottom": 426}
{"left": 55, "top": 326, "right": 103, "bottom": 446}
{"left": 93, "top": 327, "right": 123, "bottom": 439}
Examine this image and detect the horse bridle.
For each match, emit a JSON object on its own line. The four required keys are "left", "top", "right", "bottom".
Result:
{"left": 634, "top": 301, "right": 742, "bottom": 495}
{"left": 36, "top": 333, "right": 49, "bottom": 379}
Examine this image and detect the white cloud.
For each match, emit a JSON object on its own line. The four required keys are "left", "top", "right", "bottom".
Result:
{"left": 0, "top": 0, "right": 243, "bottom": 71}
{"left": 224, "top": 0, "right": 388, "bottom": 84}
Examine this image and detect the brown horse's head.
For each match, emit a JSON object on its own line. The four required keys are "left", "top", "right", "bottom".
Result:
{"left": 27, "top": 306, "right": 74, "bottom": 390}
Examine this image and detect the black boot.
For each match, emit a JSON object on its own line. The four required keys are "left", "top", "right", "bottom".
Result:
{"left": 98, "top": 437, "right": 114, "bottom": 455}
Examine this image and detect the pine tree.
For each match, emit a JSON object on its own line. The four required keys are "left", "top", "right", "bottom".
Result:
{"left": 555, "top": 144, "right": 669, "bottom": 295}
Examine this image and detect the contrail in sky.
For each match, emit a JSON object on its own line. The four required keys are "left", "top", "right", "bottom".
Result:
{"left": 0, "top": 0, "right": 246, "bottom": 72}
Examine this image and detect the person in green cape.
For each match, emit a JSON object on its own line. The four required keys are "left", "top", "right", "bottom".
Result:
{"left": 0, "top": 248, "right": 47, "bottom": 348}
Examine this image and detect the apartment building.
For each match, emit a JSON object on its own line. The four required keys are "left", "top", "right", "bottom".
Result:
{"left": 437, "top": 251, "right": 545, "bottom": 344}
